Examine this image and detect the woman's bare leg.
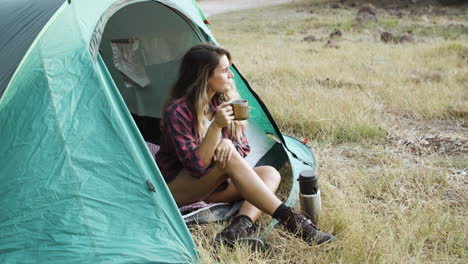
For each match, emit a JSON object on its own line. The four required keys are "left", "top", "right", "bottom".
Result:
{"left": 223, "top": 152, "right": 283, "bottom": 215}
{"left": 205, "top": 166, "right": 281, "bottom": 222}
{"left": 168, "top": 154, "right": 336, "bottom": 245}
{"left": 167, "top": 167, "right": 228, "bottom": 206}
{"left": 168, "top": 151, "right": 283, "bottom": 216}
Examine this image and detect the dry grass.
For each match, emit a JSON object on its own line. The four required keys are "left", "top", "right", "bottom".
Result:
{"left": 192, "top": 1, "right": 467, "bottom": 263}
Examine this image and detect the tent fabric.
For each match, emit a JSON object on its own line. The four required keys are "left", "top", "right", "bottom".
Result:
{"left": 261, "top": 135, "right": 317, "bottom": 237}
{"left": 0, "top": 0, "right": 317, "bottom": 263}
{"left": 89, "top": 0, "right": 214, "bottom": 61}
{"left": 0, "top": 1, "right": 200, "bottom": 263}
{"left": 98, "top": 1, "right": 202, "bottom": 118}
{"left": 0, "top": 0, "right": 65, "bottom": 99}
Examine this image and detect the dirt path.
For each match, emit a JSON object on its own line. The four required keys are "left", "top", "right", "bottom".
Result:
{"left": 197, "top": 0, "right": 293, "bottom": 17}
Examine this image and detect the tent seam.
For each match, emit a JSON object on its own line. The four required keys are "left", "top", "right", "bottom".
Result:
{"left": 37, "top": 46, "right": 103, "bottom": 263}
{"left": 88, "top": 0, "right": 145, "bottom": 60}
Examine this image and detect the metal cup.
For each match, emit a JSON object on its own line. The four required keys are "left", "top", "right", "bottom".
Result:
{"left": 230, "top": 99, "right": 249, "bottom": 120}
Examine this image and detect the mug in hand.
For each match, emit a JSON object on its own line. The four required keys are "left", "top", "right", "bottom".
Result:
{"left": 230, "top": 99, "right": 249, "bottom": 120}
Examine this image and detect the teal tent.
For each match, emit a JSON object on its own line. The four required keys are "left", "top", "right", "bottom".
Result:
{"left": 0, "top": 0, "right": 317, "bottom": 263}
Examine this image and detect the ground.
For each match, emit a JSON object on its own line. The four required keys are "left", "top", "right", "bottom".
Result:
{"left": 198, "top": 0, "right": 293, "bottom": 17}
{"left": 192, "top": 1, "right": 467, "bottom": 263}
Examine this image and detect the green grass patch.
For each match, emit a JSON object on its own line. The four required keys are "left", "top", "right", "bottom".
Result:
{"left": 378, "top": 19, "right": 400, "bottom": 28}
{"left": 402, "top": 24, "right": 468, "bottom": 40}
{"left": 197, "top": 1, "right": 467, "bottom": 263}
{"left": 428, "top": 42, "right": 468, "bottom": 61}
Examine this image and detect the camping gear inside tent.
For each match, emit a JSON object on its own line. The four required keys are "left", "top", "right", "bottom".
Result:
{"left": 0, "top": 0, "right": 317, "bottom": 263}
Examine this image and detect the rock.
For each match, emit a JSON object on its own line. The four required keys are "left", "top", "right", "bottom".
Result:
{"left": 381, "top": 31, "right": 416, "bottom": 44}
{"left": 356, "top": 4, "right": 377, "bottom": 22}
{"left": 381, "top": 31, "right": 396, "bottom": 43}
{"left": 303, "top": 35, "right": 318, "bottom": 42}
{"left": 349, "top": 2, "right": 357, "bottom": 7}
{"left": 325, "top": 40, "right": 340, "bottom": 49}
{"left": 358, "top": 3, "right": 376, "bottom": 15}
{"left": 399, "top": 34, "right": 415, "bottom": 43}
{"left": 330, "top": 3, "right": 341, "bottom": 9}
{"left": 410, "top": 9, "right": 426, "bottom": 16}
{"left": 410, "top": 0, "right": 418, "bottom": 4}
{"left": 329, "top": 29, "right": 343, "bottom": 39}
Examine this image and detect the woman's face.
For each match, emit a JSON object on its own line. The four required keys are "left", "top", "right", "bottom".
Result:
{"left": 207, "top": 54, "right": 234, "bottom": 95}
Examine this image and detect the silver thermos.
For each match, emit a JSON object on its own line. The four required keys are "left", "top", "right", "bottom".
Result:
{"left": 298, "top": 170, "right": 322, "bottom": 225}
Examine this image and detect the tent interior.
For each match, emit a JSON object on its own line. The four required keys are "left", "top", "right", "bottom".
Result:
{"left": 99, "top": 1, "right": 204, "bottom": 145}
{"left": 98, "top": 1, "right": 288, "bottom": 169}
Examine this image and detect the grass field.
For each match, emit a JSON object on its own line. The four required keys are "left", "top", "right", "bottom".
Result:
{"left": 191, "top": 1, "right": 467, "bottom": 263}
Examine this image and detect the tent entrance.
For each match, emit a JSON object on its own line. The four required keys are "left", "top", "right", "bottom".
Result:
{"left": 98, "top": 1, "right": 205, "bottom": 144}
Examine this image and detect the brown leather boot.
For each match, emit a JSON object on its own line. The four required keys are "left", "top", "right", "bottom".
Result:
{"left": 215, "top": 215, "right": 264, "bottom": 251}
{"left": 279, "top": 207, "right": 335, "bottom": 245}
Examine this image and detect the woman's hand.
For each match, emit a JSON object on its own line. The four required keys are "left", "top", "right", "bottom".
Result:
{"left": 213, "top": 139, "right": 236, "bottom": 169}
{"left": 213, "top": 102, "right": 234, "bottom": 129}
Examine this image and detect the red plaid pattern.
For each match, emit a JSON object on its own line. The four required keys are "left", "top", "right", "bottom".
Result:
{"left": 155, "top": 98, "right": 250, "bottom": 183}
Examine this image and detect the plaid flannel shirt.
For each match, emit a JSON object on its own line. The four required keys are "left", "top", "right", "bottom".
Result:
{"left": 155, "top": 98, "right": 250, "bottom": 183}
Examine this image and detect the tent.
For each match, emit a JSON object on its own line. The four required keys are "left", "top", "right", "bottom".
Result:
{"left": 0, "top": 0, "right": 317, "bottom": 263}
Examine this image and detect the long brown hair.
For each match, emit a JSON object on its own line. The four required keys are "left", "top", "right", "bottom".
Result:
{"left": 166, "top": 43, "right": 245, "bottom": 141}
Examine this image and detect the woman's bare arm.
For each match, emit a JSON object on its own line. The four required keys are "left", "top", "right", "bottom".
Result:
{"left": 198, "top": 102, "right": 233, "bottom": 167}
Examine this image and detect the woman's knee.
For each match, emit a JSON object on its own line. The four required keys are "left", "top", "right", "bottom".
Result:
{"left": 257, "top": 166, "right": 281, "bottom": 185}
{"left": 224, "top": 150, "right": 245, "bottom": 169}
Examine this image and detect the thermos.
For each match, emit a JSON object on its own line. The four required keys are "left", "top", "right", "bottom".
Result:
{"left": 298, "top": 170, "right": 322, "bottom": 225}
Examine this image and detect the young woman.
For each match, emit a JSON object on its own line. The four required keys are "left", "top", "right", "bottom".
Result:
{"left": 155, "top": 44, "right": 334, "bottom": 249}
